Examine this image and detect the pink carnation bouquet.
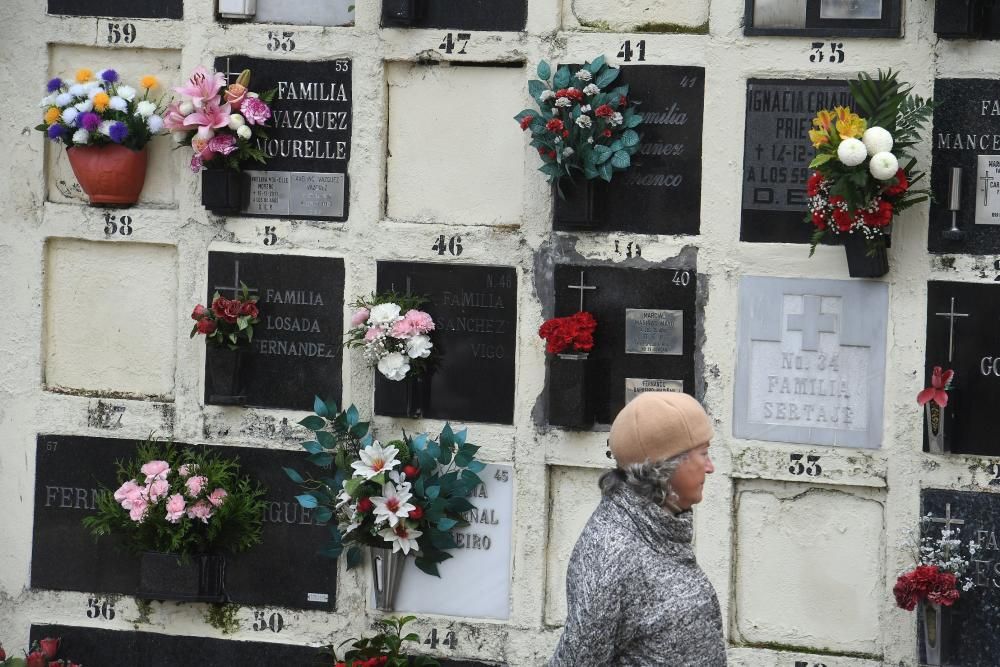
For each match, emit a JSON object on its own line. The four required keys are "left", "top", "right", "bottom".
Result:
{"left": 167, "top": 66, "right": 275, "bottom": 172}
{"left": 83, "top": 439, "right": 267, "bottom": 558}
{"left": 345, "top": 293, "right": 436, "bottom": 382}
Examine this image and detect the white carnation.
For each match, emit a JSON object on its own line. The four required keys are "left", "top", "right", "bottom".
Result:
{"left": 869, "top": 151, "right": 900, "bottom": 180}
{"left": 109, "top": 96, "right": 128, "bottom": 112}
{"left": 55, "top": 92, "right": 73, "bottom": 107}
{"left": 136, "top": 100, "right": 157, "bottom": 117}
{"left": 862, "top": 126, "right": 894, "bottom": 156}
{"left": 575, "top": 114, "right": 593, "bottom": 129}
{"left": 575, "top": 70, "right": 592, "bottom": 82}
{"left": 369, "top": 303, "right": 402, "bottom": 326}
{"left": 147, "top": 115, "right": 164, "bottom": 133}
{"left": 98, "top": 120, "right": 113, "bottom": 136}
{"left": 540, "top": 90, "right": 556, "bottom": 102}
{"left": 71, "top": 129, "right": 90, "bottom": 144}
{"left": 405, "top": 334, "right": 433, "bottom": 359}
{"left": 228, "top": 113, "right": 246, "bottom": 129}
{"left": 377, "top": 352, "right": 410, "bottom": 382}
{"left": 583, "top": 84, "right": 600, "bottom": 96}
{"left": 61, "top": 108, "right": 79, "bottom": 125}
{"left": 237, "top": 125, "right": 252, "bottom": 140}
{"left": 116, "top": 85, "right": 136, "bottom": 101}
{"left": 837, "top": 138, "right": 867, "bottom": 167}
{"left": 555, "top": 97, "right": 572, "bottom": 108}
{"left": 610, "top": 112, "right": 624, "bottom": 126}
{"left": 68, "top": 84, "right": 86, "bottom": 97}
{"left": 74, "top": 99, "right": 93, "bottom": 113}
{"left": 580, "top": 105, "right": 592, "bottom": 113}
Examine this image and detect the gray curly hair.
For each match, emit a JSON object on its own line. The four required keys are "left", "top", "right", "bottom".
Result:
{"left": 599, "top": 453, "right": 689, "bottom": 512}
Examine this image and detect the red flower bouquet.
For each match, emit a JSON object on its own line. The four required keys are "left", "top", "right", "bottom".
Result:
{"left": 538, "top": 311, "right": 597, "bottom": 355}
{"left": 893, "top": 564, "right": 960, "bottom": 611}
{"left": 190, "top": 282, "right": 260, "bottom": 349}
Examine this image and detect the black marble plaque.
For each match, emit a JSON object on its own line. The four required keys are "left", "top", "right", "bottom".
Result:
{"left": 741, "top": 79, "right": 852, "bottom": 243}
{"left": 925, "top": 281, "right": 1000, "bottom": 456}
{"left": 381, "top": 0, "right": 527, "bottom": 31}
{"left": 32, "top": 435, "right": 336, "bottom": 611}
{"left": 375, "top": 262, "right": 517, "bottom": 424}
{"left": 213, "top": 55, "right": 352, "bottom": 222}
{"left": 553, "top": 65, "right": 705, "bottom": 235}
{"left": 552, "top": 265, "right": 697, "bottom": 424}
{"left": 744, "top": 0, "right": 901, "bottom": 37}
{"left": 935, "top": 1, "right": 1000, "bottom": 39}
{"left": 928, "top": 79, "right": 1000, "bottom": 254}
{"left": 205, "top": 251, "right": 344, "bottom": 411}
{"left": 48, "top": 0, "right": 182, "bottom": 18}
{"left": 920, "top": 489, "right": 1000, "bottom": 666}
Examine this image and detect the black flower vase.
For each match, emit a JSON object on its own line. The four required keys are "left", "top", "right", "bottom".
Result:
{"left": 201, "top": 168, "right": 243, "bottom": 215}
{"left": 137, "top": 552, "right": 227, "bottom": 603}
{"left": 553, "top": 178, "right": 606, "bottom": 230}
{"left": 374, "top": 373, "right": 430, "bottom": 418}
{"left": 843, "top": 234, "right": 889, "bottom": 278}
{"left": 548, "top": 353, "right": 592, "bottom": 429}
{"left": 206, "top": 347, "right": 247, "bottom": 406}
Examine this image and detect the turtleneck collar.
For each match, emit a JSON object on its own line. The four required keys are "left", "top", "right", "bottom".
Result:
{"left": 607, "top": 484, "right": 695, "bottom": 559}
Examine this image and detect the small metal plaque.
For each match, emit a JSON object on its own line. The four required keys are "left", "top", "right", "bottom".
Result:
{"left": 976, "top": 155, "right": 1000, "bottom": 226}
{"left": 625, "top": 309, "right": 683, "bottom": 355}
{"left": 625, "top": 378, "right": 683, "bottom": 403}
{"left": 244, "top": 170, "right": 345, "bottom": 218}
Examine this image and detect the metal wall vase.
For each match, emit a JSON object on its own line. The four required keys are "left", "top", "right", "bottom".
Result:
{"left": 370, "top": 546, "right": 406, "bottom": 611}
{"left": 548, "top": 353, "right": 592, "bottom": 429}
{"left": 925, "top": 402, "right": 947, "bottom": 454}
{"left": 921, "top": 601, "right": 944, "bottom": 666}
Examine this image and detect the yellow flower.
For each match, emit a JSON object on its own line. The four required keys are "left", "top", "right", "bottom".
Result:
{"left": 75, "top": 68, "right": 93, "bottom": 83}
{"left": 813, "top": 109, "right": 834, "bottom": 131}
{"left": 93, "top": 91, "right": 110, "bottom": 112}
{"left": 808, "top": 129, "right": 830, "bottom": 148}
{"left": 140, "top": 75, "right": 158, "bottom": 89}
{"left": 831, "top": 106, "right": 866, "bottom": 139}
{"left": 44, "top": 106, "right": 61, "bottom": 125}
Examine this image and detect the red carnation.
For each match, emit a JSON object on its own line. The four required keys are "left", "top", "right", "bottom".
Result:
{"left": 191, "top": 304, "right": 208, "bottom": 320}
{"left": 539, "top": 311, "right": 598, "bottom": 355}
{"left": 240, "top": 301, "right": 259, "bottom": 318}
{"left": 402, "top": 464, "right": 419, "bottom": 478}
{"left": 519, "top": 115, "right": 534, "bottom": 131}
{"left": 832, "top": 207, "right": 853, "bottom": 232}
{"left": 595, "top": 104, "right": 615, "bottom": 118}
{"left": 546, "top": 118, "right": 564, "bottom": 134}
{"left": 0, "top": 645, "right": 6, "bottom": 661}
{"left": 806, "top": 171, "right": 824, "bottom": 197}
{"left": 562, "top": 130, "right": 569, "bottom": 139}
{"left": 883, "top": 169, "right": 909, "bottom": 197}
{"left": 602, "top": 129, "right": 612, "bottom": 138}
{"left": 196, "top": 318, "right": 217, "bottom": 335}
{"left": 548, "top": 150, "right": 557, "bottom": 159}
{"left": 864, "top": 199, "right": 893, "bottom": 228}
{"left": 811, "top": 211, "right": 826, "bottom": 229}
{"left": 26, "top": 652, "right": 47, "bottom": 667}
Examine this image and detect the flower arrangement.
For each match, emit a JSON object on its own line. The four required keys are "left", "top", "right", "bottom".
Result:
{"left": 894, "top": 514, "right": 979, "bottom": 611}
{"left": 190, "top": 283, "right": 260, "bottom": 349}
{"left": 515, "top": 56, "right": 642, "bottom": 194}
{"left": 918, "top": 366, "right": 954, "bottom": 453}
{"left": 285, "top": 398, "right": 486, "bottom": 576}
{"left": 36, "top": 68, "right": 166, "bottom": 149}
{"left": 918, "top": 366, "right": 954, "bottom": 409}
{"left": 806, "top": 70, "right": 934, "bottom": 255}
{"left": 82, "top": 439, "right": 267, "bottom": 557}
{"left": 539, "top": 311, "right": 597, "bottom": 355}
{"left": 346, "top": 293, "right": 435, "bottom": 382}
{"left": 0, "top": 637, "right": 80, "bottom": 667}
{"left": 167, "top": 66, "right": 275, "bottom": 172}
{"left": 323, "top": 616, "right": 440, "bottom": 667}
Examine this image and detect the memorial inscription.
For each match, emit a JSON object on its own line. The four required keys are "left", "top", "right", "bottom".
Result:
{"left": 929, "top": 79, "right": 1000, "bottom": 253}
{"left": 553, "top": 65, "right": 705, "bottom": 235}
{"left": 213, "top": 56, "right": 352, "bottom": 221}
{"left": 48, "top": 0, "right": 182, "bottom": 18}
{"left": 741, "top": 79, "right": 852, "bottom": 243}
{"left": 925, "top": 281, "right": 1000, "bottom": 455}
{"left": 734, "top": 276, "right": 888, "bottom": 448}
{"left": 206, "top": 252, "right": 344, "bottom": 411}
{"left": 375, "top": 262, "right": 517, "bottom": 424}
{"left": 32, "top": 435, "right": 336, "bottom": 610}
{"left": 381, "top": 0, "right": 527, "bottom": 31}
{"left": 552, "top": 265, "right": 697, "bottom": 424}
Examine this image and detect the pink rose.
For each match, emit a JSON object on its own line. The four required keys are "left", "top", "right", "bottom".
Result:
{"left": 208, "top": 488, "right": 228, "bottom": 507}
{"left": 140, "top": 460, "right": 170, "bottom": 482}
{"left": 225, "top": 83, "right": 247, "bottom": 110}
{"left": 364, "top": 326, "right": 383, "bottom": 342}
{"left": 186, "top": 500, "right": 214, "bottom": 523}
{"left": 242, "top": 96, "right": 271, "bottom": 125}
{"left": 147, "top": 478, "right": 169, "bottom": 502}
{"left": 165, "top": 493, "right": 186, "bottom": 523}
{"left": 129, "top": 497, "right": 148, "bottom": 522}
{"left": 350, "top": 308, "right": 370, "bottom": 327}
{"left": 185, "top": 475, "right": 208, "bottom": 498}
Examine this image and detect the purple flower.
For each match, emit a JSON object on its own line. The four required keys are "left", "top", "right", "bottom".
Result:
{"left": 47, "top": 78, "right": 63, "bottom": 92}
{"left": 108, "top": 121, "right": 129, "bottom": 143}
{"left": 47, "top": 124, "right": 66, "bottom": 141}
{"left": 207, "top": 134, "right": 237, "bottom": 156}
{"left": 100, "top": 68, "right": 119, "bottom": 83}
{"left": 80, "top": 112, "right": 101, "bottom": 132}
{"left": 241, "top": 97, "right": 272, "bottom": 125}
{"left": 190, "top": 154, "right": 204, "bottom": 173}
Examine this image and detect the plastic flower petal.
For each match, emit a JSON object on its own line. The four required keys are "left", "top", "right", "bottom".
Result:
{"left": 350, "top": 441, "right": 401, "bottom": 480}
{"left": 183, "top": 100, "right": 232, "bottom": 129}
{"left": 917, "top": 367, "right": 954, "bottom": 407}
{"left": 371, "top": 482, "right": 416, "bottom": 528}
{"left": 379, "top": 523, "right": 423, "bottom": 554}
{"left": 174, "top": 65, "right": 226, "bottom": 108}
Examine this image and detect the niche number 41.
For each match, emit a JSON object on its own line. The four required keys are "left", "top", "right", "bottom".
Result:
{"left": 618, "top": 40, "right": 646, "bottom": 62}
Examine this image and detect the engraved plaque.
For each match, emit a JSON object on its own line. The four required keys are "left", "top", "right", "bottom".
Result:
{"left": 244, "top": 171, "right": 290, "bottom": 216}
{"left": 976, "top": 155, "right": 1000, "bottom": 226}
{"left": 244, "top": 171, "right": 346, "bottom": 217}
{"left": 625, "top": 378, "right": 683, "bottom": 403}
{"left": 625, "top": 309, "right": 683, "bottom": 355}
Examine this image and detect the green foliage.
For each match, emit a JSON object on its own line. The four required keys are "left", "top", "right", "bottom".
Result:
{"left": 82, "top": 437, "right": 267, "bottom": 557}
{"left": 190, "top": 281, "right": 260, "bottom": 350}
{"left": 319, "top": 616, "right": 440, "bottom": 666}
{"left": 204, "top": 603, "right": 242, "bottom": 634}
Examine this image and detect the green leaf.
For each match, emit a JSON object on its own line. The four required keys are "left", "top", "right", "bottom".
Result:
{"left": 313, "top": 395, "right": 330, "bottom": 417}
{"left": 553, "top": 66, "right": 571, "bottom": 89}
{"left": 809, "top": 153, "right": 835, "bottom": 168}
{"left": 314, "top": 507, "right": 333, "bottom": 523}
{"left": 598, "top": 161, "right": 613, "bottom": 182}
{"left": 350, "top": 422, "right": 369, "bottom": 438}
{"left": 307, "top": 452, "right": 334, "bottom": 467}
{"left": 295, "top": 494, "right": 319, "bottom": 509}
{"left": 466, "top": 460, "right": 486, "bottom": 473}
{"left": 626, "top": 113, "right": 642, "bottom": 129}
{"left": 437, "top": 517, "right": 458, "bottom": 531}
{"left": 587, "top": 55, "right": 606, "bottom": 74}
{"left": 346, "top": 545, "right": 362, "bottom": 569}
{"left": 611, "top": 150, "right": 631, "bottom": 170}
{"left": 621, "top": 129, "right": 640, "bottom": 148}
{"left": 415, "top": 558, "right": 440, "bottom": 577}
{"left": 316, "top": 430, "right": 337, "bottom": 449}
{"left": 303, "top": 441, "right": 324, "bottom": 455}
{"left": 446, "top": 497, "right": 475, "bottom": 512}
{"left": 440, "top": 422, "right": 456, "bottom": 447}
{"left": 426, "top": 485, "right": 441, "bottom": 500}
{"left": 593, "top": 144, "right": 613, "bottom": 164}
{"left": 595, "top": 67, "right": 619, "bottom": 89}
{"left": 299, "top": 415, "right": 325, "bottom": 431}
{"left": 528, "top": 79, "right": 547, "bottom": 99}
{"left": 536, "top": 60, "right": 551, "bottom": 81}
{"left": 345, "top": 404, "right": 359, "bottom": 425}
{"left": 283, "top": 467, "right": 304, "bottom": 483}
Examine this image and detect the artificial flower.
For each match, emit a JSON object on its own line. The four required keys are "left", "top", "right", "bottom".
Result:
{"left": 350, "top": 307, "right": 370, "bottom": 327}
{"left": 185, "top": 475, "right": 208, "bottom": 497}
{"left": 405, "top": 334, "right": 433, "bottom": 359}
{"left": 369, "top": 303, "right": 402, "bottom": 326}
{"left": 141, "top": 460, "right": 170, "bottom": 482}
{"left": 136, "top": 100, "right": 157, "bottom": 117}
{"left": 917, "top": 367, "right": 954, "bottom": 408}
{"left": 862, "top": 126, "right": 893, "bottom": 155}
{"left": 377, "top": 352, "right": 410, "bottom": 381}
{"left": 836, "top": 137, "right": 867, "bottom": 167}
{"left": 175, "top": 65, "right": 226, "bottom": 108}
{"left": 869, "top": 151, "right": 899, "bottom": 180}
{"left": 379, "top": 523, "right": 423, "bottom": 554}
{"left": 75, "top": 68, "right": 93, "bottom": 83}
{"left": 44, "top": 107, "right": 61, "bottom": 125}
{"left": 186, "top": 500, "right": 214, "bottom": 523}
{"left": 140, "top": 74, "right": 158, "bottom": 89}
{"left": 236, "top": 124, "right": 252, "bottom": 140}
{"left": 371, "top": 482, "right": 416, "bottom": 527}
{"left": 350, "top": 441, "right": 401, "bottom": 480}
{"left": 241, "top": 96, "right": 271, "bottom": 125}
{"left": 165, "top": 493, "right": 186, "bottom": 523}
{"left": 208, "top": 488, "right": 227, "bottom": 507}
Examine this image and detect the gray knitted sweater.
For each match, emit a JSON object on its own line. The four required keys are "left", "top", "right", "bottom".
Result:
{"left": 549, "top": 485, "right": 727, "bottom": 666}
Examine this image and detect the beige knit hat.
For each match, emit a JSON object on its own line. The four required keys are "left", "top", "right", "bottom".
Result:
{"left": 609, "top": 392, "right": 714, "bottom": 466}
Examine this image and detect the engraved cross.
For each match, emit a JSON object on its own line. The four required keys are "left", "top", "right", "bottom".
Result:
{"left": 567, "top": 270, "right": 597, "bottom": 312}
{"left": 935, "top": 296, "right": 969, "bottom": 363}
{"left": 786, "top": 295, "right": 836, "bottom": 352}
{"left": 214, "top": 260, "right": 259, "bottom": 299}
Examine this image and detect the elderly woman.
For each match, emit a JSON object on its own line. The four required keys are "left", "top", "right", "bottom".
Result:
{"left": 549, "top": 392, "right": 726, "bottom": 666}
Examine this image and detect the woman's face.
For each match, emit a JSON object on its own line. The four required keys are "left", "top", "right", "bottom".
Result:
{"left": 669, "top": 444, "right": 715, "bottom": 510}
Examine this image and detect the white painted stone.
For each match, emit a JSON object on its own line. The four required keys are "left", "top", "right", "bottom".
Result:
{"left": 734, "top": 480, "right": 884, "bottom": 655}
{"left": 544, "top": 465, "right": 603, "bottom": 624}
{"left": 389, "top": 464, "right": 514, "bottom": 619}
{"left": 564, "top": 0, "right": 709, "bottom": 30}
{"left": 733, "top": 276, "right": 889, "bottom": 448}
{"left": 44, "top": 239, "right": 177, "bottom": 397}
{"left": 46, "top": 46, "right": 183, "bottom": 207}
{"left": 386, "top": 63, "right": 525, "bottom": 226}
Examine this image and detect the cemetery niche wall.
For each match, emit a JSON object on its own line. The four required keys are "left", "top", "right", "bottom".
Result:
{"left": 381, "top": 0, "right": 527, "bottom": 31}
{"left": 47, "top": 0, "right": 182, "bottom": 19}
{"left": 744, "top": 0, "right": 902, "bottom": 36}
{"left": 31, "top": 435, "right": 337, "bottom": 611}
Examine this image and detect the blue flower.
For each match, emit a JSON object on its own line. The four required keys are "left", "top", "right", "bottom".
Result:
{"left": 47, "top": 77, "right": 63, "bottom": 92}
{"left": 108, "top": 121, "right": 129, "bottom": 144}
{"left": 100, "top": 69, "right": 119, "bottom": 83}
{"left": 47, "top": 124, "right": 66, "bottom": 141}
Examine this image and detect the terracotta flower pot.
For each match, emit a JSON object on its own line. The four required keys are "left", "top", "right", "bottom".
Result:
{"left": 66, "top": 144, "right": 149, "bottom": 206}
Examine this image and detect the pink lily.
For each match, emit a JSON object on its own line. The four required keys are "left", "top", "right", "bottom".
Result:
{"left": 174, "top": 65, "right": 226, "bottom": 108}
{"left": 183, "top": 100, "right": 232, "bottom": 130}
{"left": 917, "top": 366, "right": 954, "bottom": 408}
{"left": 163, "top": 101, "right": 187, "bottom": 132}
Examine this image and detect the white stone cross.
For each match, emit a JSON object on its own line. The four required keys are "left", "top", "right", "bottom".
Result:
{"left": 935, "top": 296, "right": 969, "bottom": 363}
{"left": 928, "top": 503, "right": 965, "bottom": 535}
{"left": 214, "top": 260, "right": 259, "bottom": 299}
{"left": 786, "top": 295, "right": 837, "bottom": 351}
{"left": 567, "top": 270, "right": 597, "bottom": 312}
